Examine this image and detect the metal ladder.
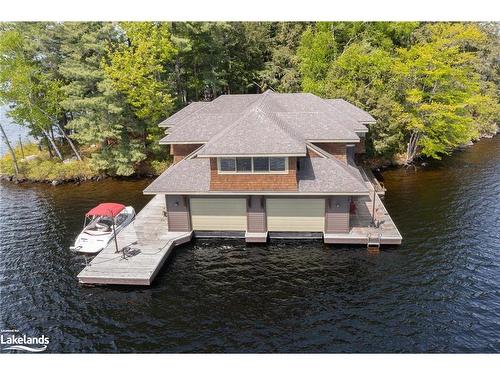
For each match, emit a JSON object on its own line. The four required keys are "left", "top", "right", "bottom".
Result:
{"left": 367, "top": 233, "right": 381, "bottom": 252}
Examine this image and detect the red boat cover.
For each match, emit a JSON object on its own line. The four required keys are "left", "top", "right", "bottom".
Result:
{"left": 86, "top": 203, "right": 125, "bottom": 217}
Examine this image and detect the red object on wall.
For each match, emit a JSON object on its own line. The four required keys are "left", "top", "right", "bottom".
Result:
{"left": 350, "top": 199, "right": 357, "bottom": 214}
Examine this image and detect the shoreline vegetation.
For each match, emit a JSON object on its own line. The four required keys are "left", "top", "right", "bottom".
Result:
{"left": 0, "top": 22, "right": 498, "bottom": 185}
{"left": 0, "top": 142, "right": 168, "bottom": 185}
{"left": 1, "top": 134, "right": 496, "bottom": 186}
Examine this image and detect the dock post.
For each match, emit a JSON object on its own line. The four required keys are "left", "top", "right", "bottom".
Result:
{"left": 371, "top": 190, "right": 376, "bottom": 226}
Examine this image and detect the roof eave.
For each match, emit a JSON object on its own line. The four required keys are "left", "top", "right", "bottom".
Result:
{"left": 306, "top": 138, "right": 360, "bottom": 143}
{"left": 196, "top": 152, "right": 307, "bottom": 158}
{"left": 159, "top": 140, "right": 208, "bottom": 145}
{"left": 143, "top": 190, "right": 369, "bottom": 196}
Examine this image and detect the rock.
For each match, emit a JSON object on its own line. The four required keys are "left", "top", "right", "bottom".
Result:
{"left": 51, "top": 179, "right": 61, "bottom": 186}
{"left": 63, "top": 157, "right": 77, "bottom": 164}
{"left": 421, "top": 162, "right": 428, "bottom": 167}
{"left": 21, "top": 155, "right": 39, "bottom": 162}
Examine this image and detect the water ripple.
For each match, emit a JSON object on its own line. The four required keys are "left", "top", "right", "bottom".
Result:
{"left": 1, "top": 138, "right": 500, "bottom": 352}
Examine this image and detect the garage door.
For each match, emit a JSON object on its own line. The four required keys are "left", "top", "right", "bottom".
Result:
{"left": 190, "top": 198, "right": 247, "bottom": 231}
{"left": 266, "top": 198, "right": 325, "bottom": 232}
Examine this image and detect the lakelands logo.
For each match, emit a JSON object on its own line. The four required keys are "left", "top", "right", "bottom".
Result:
{"left": 1, "top": 330, "right": 49, "bottom": 352}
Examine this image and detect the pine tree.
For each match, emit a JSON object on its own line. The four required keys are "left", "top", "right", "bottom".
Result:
{"left": 58, "top": 22, "right": 145, "bottom": 176}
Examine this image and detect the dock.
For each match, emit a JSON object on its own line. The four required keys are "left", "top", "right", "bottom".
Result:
{"left": 77, "top": 195, "right": 192, "bottom": 286}
{"left": 358, "top": 166, "right": 387, "bottom": 196}
{"left": 324, "top": 171, "right": 402, "bottom": 246}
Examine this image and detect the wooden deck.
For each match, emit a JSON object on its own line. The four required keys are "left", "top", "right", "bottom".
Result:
{"left": 358, "top": 166, "right": 386, "bottom": 196}
{"left": 324, "top": 190, "right": 402, "bottom": 245}
{"left": 77, "top": 195, "right": 192, "bottom": 286}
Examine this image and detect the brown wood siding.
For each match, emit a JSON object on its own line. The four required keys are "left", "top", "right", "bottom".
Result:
{"left": 325, "top": 196, "right": 350, "bottom": 233}
{"left": 210, "top": 157, "right": 297, "bottom": 191}
{"left": 314, "top": 143, "right": 347, "bottom": 162}
{"left": 165, "top": 195, "right": 191, "bottom": 231}
{"left": 247, "top": 195, "right": 266, "bottom": 232}
{"left": 170, "top": 144, "right": 203, "bottom": 164}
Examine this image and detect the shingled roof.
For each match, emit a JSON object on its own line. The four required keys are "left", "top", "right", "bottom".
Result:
{"left": 325, "top": 99, "right": 376, "bottom": 124}
{"left": 146, "top": 91, "right": 374, "bottom": 195}
{"left": 159, "top": 102, "right": 209, "bottom": 128}
{"left": 143, "top": 154, "right": 369, "bottom": 195}
{"left": 297, "top": 157, "right": 368, "bottom": 193}
{"left": 198, "top": 109, "right": 306, "bottom": 156}
{"left": 159, "top": 91, "right": 372, "bottom": 154}
{"left": 143, "top": 157, "right": 211, "bottom": 194}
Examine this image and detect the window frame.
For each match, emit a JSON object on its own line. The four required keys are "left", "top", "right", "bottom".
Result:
{"left": 218, "top": 157, "right": 236, "bottom": 172}
{"left": 217, "top": 157, "right": 288, "bottom": 174}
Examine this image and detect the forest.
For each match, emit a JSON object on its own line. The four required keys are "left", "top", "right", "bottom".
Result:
{"left": 0, "top": 22, "right": 498, "bottom": 181}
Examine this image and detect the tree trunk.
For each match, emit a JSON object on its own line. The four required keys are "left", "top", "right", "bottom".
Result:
{"left": 54, "top": 121, "right": 82, "bottom": 161}
{"left": 45, "top": 136, "right": 53, "bottom": 158}
{"left": 174, "top": 57, "right": 185, "bottom": 105}
{"left": 0, "top": 122, "right": 20, "bottom": 177}
{"left": 41, "top": 128, "right": 63, "bottom": 160}
{"left": 405, "top": 131, "right": 420, "bottom": 165}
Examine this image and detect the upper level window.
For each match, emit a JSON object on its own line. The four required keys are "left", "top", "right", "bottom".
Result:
{"left": 219, "top": 158, "right": 236, "bottom": 172}
{"left": 236, "top": 157, "right": 252, "bottom": 172}
{"left": 218, "top": 157, "right": 287, "bottom": 174}
{"left": 270, "top": 157, "right": 286, "bottom": 171}
{"left": 253, "top": 157, "right": 269, "bottom": 172}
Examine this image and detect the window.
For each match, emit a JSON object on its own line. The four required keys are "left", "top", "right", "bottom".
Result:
{"left": 218, "top": 157, "right": 288, "bottom": 174}
{"left": 270, "top": 157, "right": 286, "bottom": 171}
{"left": 236, "top": 157, "right": 252, "bottom": 172}
{"left": 253, "top": 157, "right": 269, "bottom": 172}
{"left": 219, "top": 158, "right": 236, "bottom": 172}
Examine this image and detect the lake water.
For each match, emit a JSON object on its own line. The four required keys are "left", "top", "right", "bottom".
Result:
{"left": 0, "top": 105, "right": 33, "bottom": 156}
{"left": 0, "top": 137, "right": 499, "bottom": 353}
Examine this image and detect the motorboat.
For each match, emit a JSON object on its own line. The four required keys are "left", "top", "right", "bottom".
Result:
{"left": 70, "top": 203, "right": 135, "bottom": 254}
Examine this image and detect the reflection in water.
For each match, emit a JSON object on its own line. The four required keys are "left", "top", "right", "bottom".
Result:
{"left": 0, "top": 137, "right": 499, "bottom": 353}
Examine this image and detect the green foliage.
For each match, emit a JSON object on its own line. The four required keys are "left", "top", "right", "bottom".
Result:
{"left": 1, "top": 21, "right": 499, "bottom": 178}
{"left": 149, "top": 159, "right": 171, "bottom": 176}
{"left": 297, "top": 23, "right": 336, "bottom": 94}
{"left": 0, "top": 143, "right": 96, "bottom": 181}
{"left": 170, "top": 22, "right": 270, "bottom": 102}
{"left": 57, "top": 22, "right": 148, "bottom": 175}
{"left": 104, "top": 22, "right": 175, "bottom": 125}
{"left": 259, "top": 22, "right": 309, "bottom": 92}
{"left": 298, "top": 21, "right": 499, "bottom": 162}
{"left": 0, "top": 24, "right": 64, "bottom": 138}
{"left": 324, "top": 42, "right": 406, "bottom": 156}
{"left": 394, "top": 23, "right": 488, "bottom": 159}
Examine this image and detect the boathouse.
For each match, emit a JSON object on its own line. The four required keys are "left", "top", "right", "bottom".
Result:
{"left": 78, "top": 91, "right": 402, "bottom": 285}
{"left": 144, "top": 90, "right": 402, "bottom": 245}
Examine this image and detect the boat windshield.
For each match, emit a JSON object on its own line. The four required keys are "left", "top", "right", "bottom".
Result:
{"left": 115, "top": 212, "right": 127, "bottom": 226}
{"left": 84, "top": 216, "right": 114, "bottom": 235}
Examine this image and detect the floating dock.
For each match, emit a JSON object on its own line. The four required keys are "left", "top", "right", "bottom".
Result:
{"left": 77, "top": 195, "right": 192, "bottom": 286}
{"left": 324, "top": 167, "right": 401, "bottom": 246}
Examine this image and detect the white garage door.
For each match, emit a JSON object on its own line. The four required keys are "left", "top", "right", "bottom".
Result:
{"left": 266, "top": 198, "right": 325, "bottom": 232}
{"left": 190, "top": 198, "right": 247, "bottom": 231}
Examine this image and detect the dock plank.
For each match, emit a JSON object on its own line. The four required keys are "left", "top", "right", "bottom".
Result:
{"left": 77, "top": 194, "right": 192, "bottom": 285}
